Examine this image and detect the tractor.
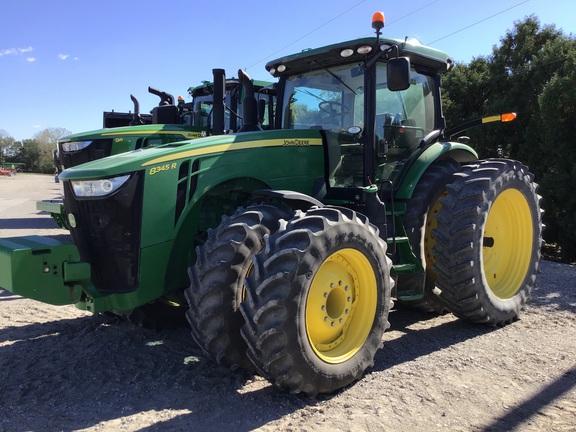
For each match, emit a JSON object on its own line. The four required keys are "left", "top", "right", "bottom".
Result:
{"left": 56, "top": 72, "right": 274, "bottom": 172}
{"left": 41, "top": 72, "right": 274, "bottom": 228}
{"left": 0, "top": 12, "right": 542, "bottom": 396}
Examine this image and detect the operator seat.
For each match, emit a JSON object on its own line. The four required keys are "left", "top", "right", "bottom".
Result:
{"left": 385, "top": 115, "right": 419, "bottom": 160}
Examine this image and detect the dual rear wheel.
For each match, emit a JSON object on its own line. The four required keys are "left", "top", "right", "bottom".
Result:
{"left": 400, "top": 158, "right": 541, "bottom": 325}
{"left": 432, "top": 158, "right": 542, "bottom": 325}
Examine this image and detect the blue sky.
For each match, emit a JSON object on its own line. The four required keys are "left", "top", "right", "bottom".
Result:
{"left": 1, "top": 0, "right": 574, "bottom": 141}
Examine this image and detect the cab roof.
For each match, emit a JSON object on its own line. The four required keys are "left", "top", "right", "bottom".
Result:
{"left": 266, "top": 37, "right": 452, "bottom": 77}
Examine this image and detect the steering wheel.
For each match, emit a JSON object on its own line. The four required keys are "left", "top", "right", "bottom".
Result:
{"left": 319, "top": 101, "right": 344, "bottom": 116}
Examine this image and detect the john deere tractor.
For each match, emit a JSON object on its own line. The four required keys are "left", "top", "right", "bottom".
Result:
{"left": 0, "top": 12, "right": 542, "bottom": 396}
{"left": 42, "top": 70, "right": 274, "bottom": 228}
{"left": 56, "top": 71, "right": 274, "bottom": 172}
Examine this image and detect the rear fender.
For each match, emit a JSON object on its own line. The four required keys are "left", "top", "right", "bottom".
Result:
{"left": 395, "top": 142, "right": 478, "bottom": 200}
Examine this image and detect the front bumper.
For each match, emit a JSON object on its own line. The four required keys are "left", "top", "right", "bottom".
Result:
{"left": 0, "top": 236, "right": 90, "bottom": 305}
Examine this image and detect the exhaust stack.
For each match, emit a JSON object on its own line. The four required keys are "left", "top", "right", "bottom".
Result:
{"left": 237, "top": 69, "right": 262, "bottom": 132}
{"left": 212, "top": 69, "right": 226, "bottom": 135}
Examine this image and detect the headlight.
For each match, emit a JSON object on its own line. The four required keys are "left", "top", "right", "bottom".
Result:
{"left": 71, "top": 175, "right": 131, "bottom": 197}
{"left": 61, "top": 141, "right": 92, "bottom": 152}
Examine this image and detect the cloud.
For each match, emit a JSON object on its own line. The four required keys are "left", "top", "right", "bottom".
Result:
{"left": 26, "top": 57, "right": 36, "bottom": 62}
{"left": 0, "top": 49, "right": 17, "bottom": 56}
{"left": 58, "top": 53, "right": 69, "bottom": 60}
{"left": 0, "top": 46, "right": 33, "bottom": 57}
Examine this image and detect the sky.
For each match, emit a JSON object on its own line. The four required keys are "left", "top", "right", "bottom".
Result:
{"left": 1, "top": 0, "right": 574, "bottom": 142}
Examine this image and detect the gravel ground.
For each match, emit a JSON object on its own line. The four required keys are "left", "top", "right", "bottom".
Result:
{"left": 0, "top": 174, "right": 575, "bottom": 432}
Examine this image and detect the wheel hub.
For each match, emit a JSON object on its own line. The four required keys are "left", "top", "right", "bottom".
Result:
{"left": 306, "top": 248, "right": 377, "bottom": 363}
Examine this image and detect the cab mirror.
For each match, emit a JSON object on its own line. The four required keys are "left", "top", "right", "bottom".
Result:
{"left": 387, "top": 57, "right": 410, "bottom": 91}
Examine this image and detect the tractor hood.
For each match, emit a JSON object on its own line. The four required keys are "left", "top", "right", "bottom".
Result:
{"left": 59, "top": 123, "right": 206, "bottom": 144}
{"left": 58, "top": 129, "right": 322, "bottom": 181}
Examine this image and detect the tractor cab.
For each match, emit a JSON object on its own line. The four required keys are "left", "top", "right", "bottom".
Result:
{"left": 187, "top": 76, "right": 275, "bottom": 132}
{"left": 264, "top": 13, "right": 451, "bottom": 209}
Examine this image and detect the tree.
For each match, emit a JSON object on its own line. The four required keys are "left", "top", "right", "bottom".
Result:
{"left": 484, "top": 16, "right": 565, "bottom": 164}
{"left": 28, "top": 128, "right": 70, "bottom": 173}
{"left": 442, "top": 57, "right": 491, "bottom": 126}
{"left": 537, "top": 45, "right": 576, "bottom": 260}
{"left": 19, "top": 139, "right": 43, "bottom": 172}
{"left": 443, "top": 16, "right": 567, "bottom": 160}
{"left": 14, "top": 127, "right": 70, "bottom": 173}
{"left": 0, "top": 130, "right": 17, "bottom": 164}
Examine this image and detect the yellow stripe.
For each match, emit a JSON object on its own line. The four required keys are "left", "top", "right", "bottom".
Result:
{"left": 141, "top": 138, "right": 322, "bottom": 167}
{"left": 482, "top": 115, "right": 501, "bottom": 124}
{"left": 101, "top": 130, "right": 201, "bottom": 136}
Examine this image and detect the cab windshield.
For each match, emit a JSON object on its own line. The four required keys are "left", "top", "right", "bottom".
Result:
{"left": 281, "top": 62, "right": 437, "bottom": 185}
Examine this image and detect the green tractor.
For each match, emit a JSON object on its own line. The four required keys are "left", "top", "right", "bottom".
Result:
{"left": 0, "top": 12, "right": 542, "bottom": 396}
{"left": 57, "top": 72, "right": 274, "bottom": 172}
{"left": 58, "top": 73, "right": 275, "bottom": 171}
{"left": 43, "top": 70, "right": 274, "bottom": 228}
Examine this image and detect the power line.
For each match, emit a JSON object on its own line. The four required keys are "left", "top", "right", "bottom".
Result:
{"left": 246, "top": 0, "right": 530, "bottom": 74}
{"left": 245, "top": 0, "right": 369, "bottom": 71}
{"left": 356, "top": 0, "right": 441, "bottom": 38}
{"left": 247, "top": 0, "right": 441, "bottom": 71}
{"left": 376, "top": 1, "right": 441, "bottom": 28}
{"left": 427, "top": 0, "right": 530, "bottom": 45}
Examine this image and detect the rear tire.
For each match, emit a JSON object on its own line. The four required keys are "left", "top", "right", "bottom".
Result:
{"left": 186, "top": 203, "right": 293, "bottom": 371}
{"left": 400, "top": 160, "right": 461, "bottom": 313}
{"left": 432, "top": 159, "right": 542, "bottom": 325}
{"left": 240, "top": 207, "right": 393, "bottom": 396}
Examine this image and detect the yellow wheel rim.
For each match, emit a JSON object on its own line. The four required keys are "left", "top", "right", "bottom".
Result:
{"left": 305, "top": 248, "right": 377, "bottom": 363}
{"left": 483, "top": 188, "right": 533, "bottom": 299}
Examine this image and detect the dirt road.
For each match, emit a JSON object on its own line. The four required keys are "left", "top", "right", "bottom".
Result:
{"left": 1, "top": 174, "right": 575, "bottom": 432}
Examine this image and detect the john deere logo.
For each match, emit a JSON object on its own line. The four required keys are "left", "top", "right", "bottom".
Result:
{"left": 283, "top": 139, "right": 310, "bottom": 146}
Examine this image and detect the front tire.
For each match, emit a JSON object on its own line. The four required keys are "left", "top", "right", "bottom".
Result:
{"left": 432, "top": 159, "right": 542, "bottom": 325}
{"left": 186, "top": 203, "right": 293, "bottom": 371}
{"left": 240, "top": 207, "right": 393, "bottom": 396}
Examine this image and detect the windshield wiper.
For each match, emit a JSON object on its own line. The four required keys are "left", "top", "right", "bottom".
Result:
{"left": 312, "top": 60, "right": 357, "bottom": 95}
{"left": 295, "top": 88, "right": 329, "bottom": 103}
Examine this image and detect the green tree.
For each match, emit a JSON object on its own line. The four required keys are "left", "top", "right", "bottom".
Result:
{"left": 35, "top": 128, "right": 70, "bottom": 173}
{"left": 442, "top": 57, "right": 491, "bottom": 128}
{"left": 19, "top": 139, "right": 43, "bottom": 172}
{"left": 17, "top": 127, "right": 70, "bottom": 173}
{"left": 537, "top": 45, "right": 576, "bottom": 260}
{"left": 0, "top": 130, "right": 17, "bottom": 164}
{"left": 443, "top": 16, "right": 567, "bottom": 160}
{"left": 485, "top": 16, "right": 565, "bottom": 164}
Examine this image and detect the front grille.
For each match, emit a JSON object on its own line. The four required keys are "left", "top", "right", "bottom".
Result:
{"left": 64, "top": 172, "right": 143, "bottom": 293}
{"left": 60, "top": 139, "right": 113, "bottom": 168}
